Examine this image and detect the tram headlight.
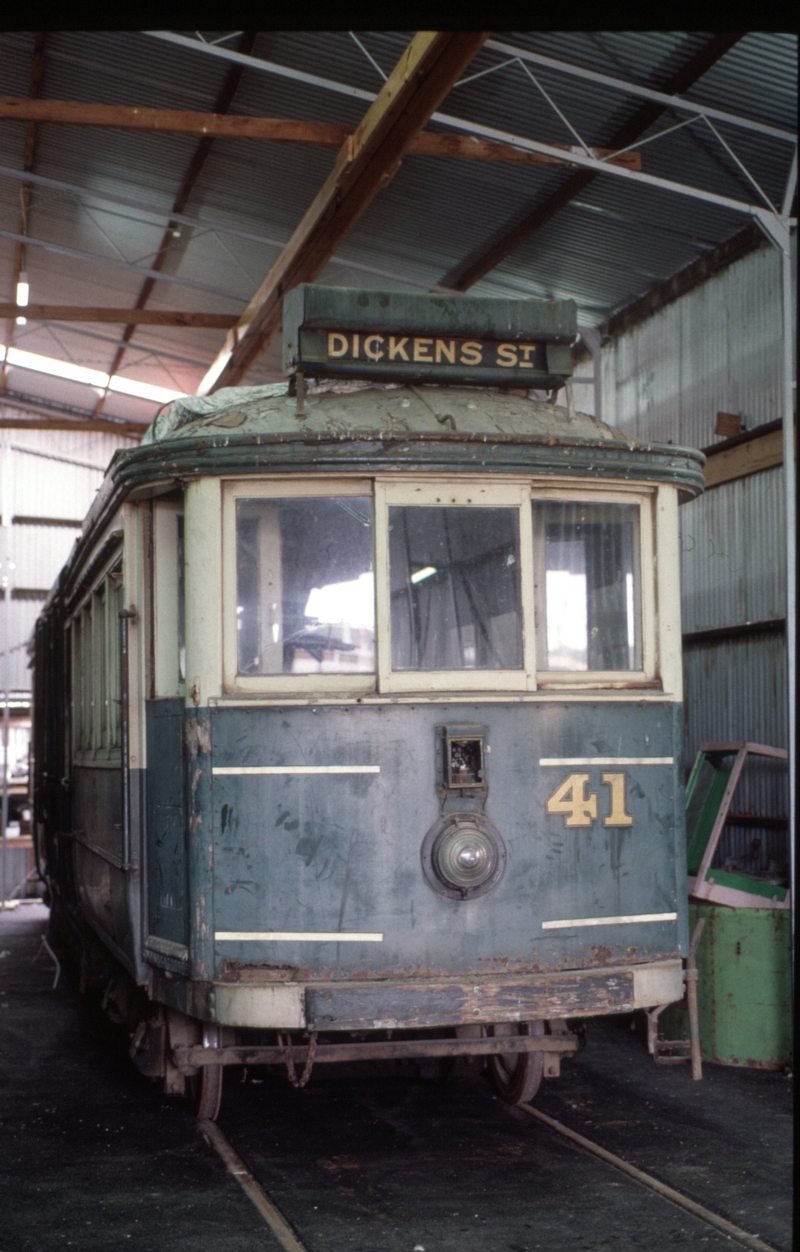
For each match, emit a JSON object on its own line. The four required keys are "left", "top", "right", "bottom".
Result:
{"left": 422, "top": 813, "right": 506, "bottom": 900}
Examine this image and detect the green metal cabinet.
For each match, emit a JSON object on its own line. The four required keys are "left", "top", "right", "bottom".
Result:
{"left": 662, "top": 900, "right": 791, "bottom": 1068}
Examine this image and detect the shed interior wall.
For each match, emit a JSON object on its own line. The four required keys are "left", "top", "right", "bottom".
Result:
{"left": 571, "top": 244, "right": 792, "bottom": 858}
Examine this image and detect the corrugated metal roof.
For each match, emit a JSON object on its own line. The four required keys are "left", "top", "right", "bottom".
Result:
{"left": 0, "top": 30, "right": 795, "bottom": 424}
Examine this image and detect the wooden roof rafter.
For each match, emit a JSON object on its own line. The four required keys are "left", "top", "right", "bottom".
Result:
{"left": 0, "top": 96, "right": 641, "bottom": 170}
{"left": 89, "top": 30, "right": 258, "bottom": 423}
{"left": 0, "top": 31, "right": 45, "bottom": 398}
{"left": 201, "top": 30, "right": 491, "bottom": 395}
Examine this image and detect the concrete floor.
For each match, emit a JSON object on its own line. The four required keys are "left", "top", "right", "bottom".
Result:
{"left": 0, "top": 903, "right": 792, "bottom": 1251}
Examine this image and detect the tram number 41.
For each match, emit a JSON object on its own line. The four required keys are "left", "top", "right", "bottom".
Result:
{"left": 546, "top": 772, "right": 633, "bottom": 828}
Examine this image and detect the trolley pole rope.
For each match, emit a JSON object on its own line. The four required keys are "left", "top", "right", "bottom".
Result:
{"left": 518, "top": 1103, "right": 779, "bottom": 1252}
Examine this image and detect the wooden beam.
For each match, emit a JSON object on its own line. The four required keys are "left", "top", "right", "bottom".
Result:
{"left": 90, "top": 30, "right": 257, "bottom": 422}
{"left": 1, "top": 33, "right": 45, "bottom": 397}
{"left": 0, "top": 95, "right": 640, "bottom": 169}
{"left": 0, "top": 417, "right": 145, "bottom": 435}
{"left": 411, "top": 131, "right": 641, "bottom": 170}
{"left": 441, "top": 32, "right": 746, "bottom": 290}
{"left": 702, "top": 419, "right": 786, "bottom": 489}
{"left": 202, "top": 31, "right": 490, "bottom": 394}
{"left": 0, "top": 390, "right": 146, "bottom": 434}
{"left": 0, "top": 304, "right": 238, "bottom": 327}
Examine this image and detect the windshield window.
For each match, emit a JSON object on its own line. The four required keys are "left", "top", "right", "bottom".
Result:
{"left": 533, "top": 501, "right": 641, "bottom": 671}
{"left": 236, "top": 497, "right": 374, "bottom": 674}
{"left": 389, "top": 506, "right": 522, "bottom": 670}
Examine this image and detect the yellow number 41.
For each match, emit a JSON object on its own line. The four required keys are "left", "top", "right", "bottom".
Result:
{"left": 546, "top": 772, "right": 633, "bottom": 828}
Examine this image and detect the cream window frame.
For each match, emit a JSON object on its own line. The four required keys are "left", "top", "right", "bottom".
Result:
{"left": 530, "top": 484, "right": 656, "bottom": 688}
{"left": 68, "top": 546, "right": 124, "bottom": 765}
{"left": 374, "top": 477, "right": 536, "bottom": 694}
{"left": 220, "top": 475, "right": 660, "bottom": 697}
{"left": 152, "top": 499, "right": 185, "bottom": 700}
{"left": 221, "top": 478, "right": 378, "bottom": 695}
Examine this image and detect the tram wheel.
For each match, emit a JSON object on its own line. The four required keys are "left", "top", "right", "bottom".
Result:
{"left": 487, "top": 1020, "right": 545, "bottom": 1105}
{"left": 186, "top": 1024, "right": 224, "bottom": 1121}
{"left": 188, "top": 1063, "right": 224, "bottom": 1121}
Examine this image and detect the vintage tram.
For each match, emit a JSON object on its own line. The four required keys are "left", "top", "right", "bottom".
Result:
{"left": 33, "top": 287, "right": 705, "bottom": 1119}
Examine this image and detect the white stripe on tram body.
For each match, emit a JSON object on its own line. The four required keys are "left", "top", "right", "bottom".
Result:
{"left": 542, "top": 912, "right": 678, "bottom": 930}
{"left": 215, "top": 931, "right": 385, "bottom": 942}
{"left": 212, "top": 765, "right": 380, "bottom": 775}
{"left": 538, "top": 757, "right": 674, "bottom": 766}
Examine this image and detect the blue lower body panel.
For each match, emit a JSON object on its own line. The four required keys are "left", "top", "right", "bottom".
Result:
{"left": 199, "top": 701, "right": 686, "bottom": 986}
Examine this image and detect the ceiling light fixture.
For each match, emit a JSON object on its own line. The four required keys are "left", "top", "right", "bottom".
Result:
{"left": 15, "top": 270, "right": 29, "bottom": 325}
{"left": 0, "top": 343, "right": 184, "bottom": 405}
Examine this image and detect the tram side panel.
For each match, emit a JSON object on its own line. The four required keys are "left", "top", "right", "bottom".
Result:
{"left": 144, "top": 698, "right": 189, "bottom": 953}
{"left": 205, "top": 700, "right": 686, "bottom": 990}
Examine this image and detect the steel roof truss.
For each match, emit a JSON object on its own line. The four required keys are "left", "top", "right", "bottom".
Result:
{"left": 146, "top": 31, "right": 796, "bottom": 146}
{"left": 0, "top": 165, "right": 455, "bottom": 296}
{"left": 485, "top": 39, "right": 796, "bottom": 144}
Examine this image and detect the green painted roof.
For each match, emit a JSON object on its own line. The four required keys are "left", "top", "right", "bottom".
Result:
{"left": 143, "top": 380, "right": 698, "bottom": 458}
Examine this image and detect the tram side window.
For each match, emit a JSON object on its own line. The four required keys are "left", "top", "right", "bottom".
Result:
{"left": 235, "top": 497, "right": 374, "bottom": 674}
{"left": 389, "top": 506, "right": 522, "bottom": 671}
{"left": 533, "top": 502, "right": 642, "bottom": 671}
{"left": 177, "top": 514, "right": 186, "bottom": 685}
{"left": 71, "top": 567, "right": 123, "bottom": 760}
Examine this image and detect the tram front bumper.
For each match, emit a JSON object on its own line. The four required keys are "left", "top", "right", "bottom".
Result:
{"left": 210, "top": 959, "right": 683, "bottom": 1030}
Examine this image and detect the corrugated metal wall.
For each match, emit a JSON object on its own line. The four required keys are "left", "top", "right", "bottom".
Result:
{"left": 680, "top": 467, "right": 785, "bottom": 632}
{"left": 0, "top": 428, "right": 136, "bottom": 692}
{"left": 575, "top": 244, "right": 790, "bottom": 844}
{"left": 599, "top": 244, "right": 786, "bottom": 445}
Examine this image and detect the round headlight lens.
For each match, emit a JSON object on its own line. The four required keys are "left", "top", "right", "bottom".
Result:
{"left": 432, "top": 820, "right": 499, "bottom": 892}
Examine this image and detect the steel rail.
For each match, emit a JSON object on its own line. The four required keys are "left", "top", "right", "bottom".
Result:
{"left": 198, "top": 1120, "right": 309, "bottom": 1252}
{"left": 518, "top": 1103, "right": 780, "bottom": 1252}
{"left": 197, "top": 1082, "right": 780, "bottom": 1252}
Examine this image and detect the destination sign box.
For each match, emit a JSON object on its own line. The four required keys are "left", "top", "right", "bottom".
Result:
{"left": 283, "top": 285, "right": 576, "bottom": 389}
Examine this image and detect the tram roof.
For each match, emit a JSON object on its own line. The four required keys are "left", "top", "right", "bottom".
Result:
{"left": 142, "top": 380, "right": 670, "bottom": 448}
{"left": 126, "top": 379, "right": 705, "bottom": 498}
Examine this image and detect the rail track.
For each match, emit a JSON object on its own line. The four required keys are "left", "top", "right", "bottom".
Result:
{"left": 198, "top": 1082, "right": 784, "bottom": 1252}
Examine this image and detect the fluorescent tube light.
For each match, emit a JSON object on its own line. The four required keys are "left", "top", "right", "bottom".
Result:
{"left": 15, "top": 271, "right": 28, "bottom": 325}
{"left": 0, "top": 343, "right": 184, "bottom": 404}
{"left": 410, "top": 566, "right": 437, "bottom": 584}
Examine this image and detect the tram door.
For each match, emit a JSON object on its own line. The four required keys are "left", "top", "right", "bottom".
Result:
{"left": 144, "top": 500, "right": 190, "bottom": 955}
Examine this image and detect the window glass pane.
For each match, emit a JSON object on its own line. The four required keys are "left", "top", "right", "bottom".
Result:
{"left": 71, "top": 617, "right": 84, "bottom": 754}
{"left": 93, "top": 587, "right": 106, "bottom": 749}
{"left": 109, "top": 573, "right": 123, "bottom": 750}
{"left": 236, "top": 497, "right": 374, "bottom": 674}
{"left": 177, "top": 515, "right": 186, "bottom": 684}
{"left": 533, "top": 501, "right": 641, "bottom": 671}
{"left": 389, "top": 506, "right": 522, "bottom": 671}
